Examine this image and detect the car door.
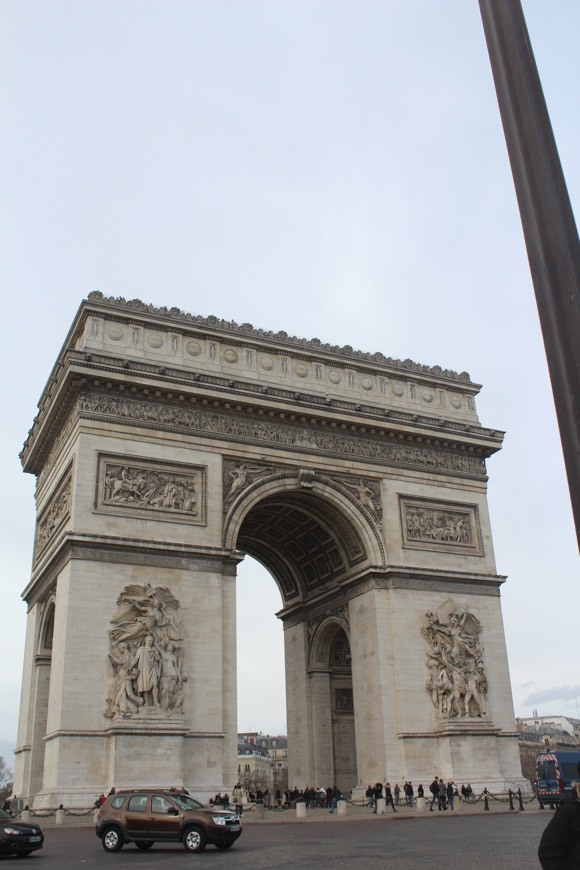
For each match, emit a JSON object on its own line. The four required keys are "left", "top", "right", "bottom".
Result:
{"left": 123, "top": 794, "right": 150, "bottom": 838}
{"left": 148, "top": 794, "right": 182, "bottom": 841}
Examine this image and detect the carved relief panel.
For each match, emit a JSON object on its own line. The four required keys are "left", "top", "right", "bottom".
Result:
{"left": 421, "top": 598, "right": 488, "bottom": 720}
{"left": 105, "top": 583, "right": 186, "bottom": 719}
{"left": 95, "top": 454, "right": 206, "bottom": 525}
{"left": 34, "top": 464, "right": 73, "bottom": 562}
{"left": 400, "top": 496, "right": 483, "bottom": 555}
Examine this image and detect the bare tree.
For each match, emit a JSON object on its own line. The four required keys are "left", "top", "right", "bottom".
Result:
{"left": 0, "top": 757, "right": 13, "bottom": 807}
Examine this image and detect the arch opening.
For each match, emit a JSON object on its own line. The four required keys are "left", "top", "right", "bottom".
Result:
{"left": 234, "top": 489, "right": 370, "bottom": 605}
{"left": 234, "top": 487, "right": 366, "bottom": 791}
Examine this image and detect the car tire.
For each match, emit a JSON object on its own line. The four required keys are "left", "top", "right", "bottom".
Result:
{"left": 183, "top": 825, "right": 206, "bottom": 853}
{"left": 216, "top": 841, "right": 234, "bottom": 850}
{"left": 135, "top": 840, "right": 154, "bottom": 850}
{"left": 101, "top": 825, "right": 124, "bottom": 852}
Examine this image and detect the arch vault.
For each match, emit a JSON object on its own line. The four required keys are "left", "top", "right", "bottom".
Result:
{"left": 14, "top": 293, "right": 527, "bottom": 806}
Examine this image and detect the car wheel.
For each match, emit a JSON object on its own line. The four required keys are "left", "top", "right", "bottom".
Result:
{"left": 183, "top": 825, "right": 207, "bottom": 853}
{"left": 216, "top": 841, "right": 234, "bottom": 850}
{"left": 101, "top": 825, "right": 124, "bottom": 852}
{"left": 135, "top": 840, "right": 154, "bottom": 850}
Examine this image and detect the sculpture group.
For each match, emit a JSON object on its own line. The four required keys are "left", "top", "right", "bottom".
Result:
{"left": 422, "top": 599, "right": 488, "bottom": 719}
{"left": 105, "top": 583, "right": 185, "bottom": 718}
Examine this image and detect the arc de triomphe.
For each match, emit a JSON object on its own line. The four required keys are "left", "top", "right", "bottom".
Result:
{"left": 14, "top": 293, "right": 525, "bottom": 807}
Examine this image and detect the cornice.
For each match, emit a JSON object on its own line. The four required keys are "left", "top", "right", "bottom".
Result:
{"left": 279, "top": 565, "right": 504, "bottom": 625}
{"left": 22, "top": 354, "right": 502, "bottom": 477}
{"left": 84, "top": 292, "right": 474, "bottom": 382}
{"left": 23, "top": 533, "right": 244, "bottom": 604}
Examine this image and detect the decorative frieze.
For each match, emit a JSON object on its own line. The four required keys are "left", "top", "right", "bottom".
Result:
{"left": 35, "top": 466, "right": 73, "bottom": 562}
{"left": 79, "top": 391, "right": 486, "bottom": 479}
{"left": 400, "top": 497, "right": 483, "bottom": 555}
{"left": 96, "top": 454, "right": 206, "bottom": 525}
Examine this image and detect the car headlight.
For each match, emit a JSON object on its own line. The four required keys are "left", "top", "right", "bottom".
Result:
{"left": 1, "top": 826, "right": 20, "bottom": 835}
{"left": 211, "top": 816, "right": 227, "bottom": 825}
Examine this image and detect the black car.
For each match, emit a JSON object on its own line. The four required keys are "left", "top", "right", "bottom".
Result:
{"left": 0, "top": 808, "right": 44, "bottom": 857}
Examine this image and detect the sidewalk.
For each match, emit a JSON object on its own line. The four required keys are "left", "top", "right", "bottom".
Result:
{"left": 23, "top": 796, "right": 546, "bottom": 830}
{"left": 239, "top": 797, "right": 544, "bottom": 825}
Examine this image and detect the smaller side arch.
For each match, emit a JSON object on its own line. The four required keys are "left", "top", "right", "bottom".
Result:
{"left": 309, "top": 615, "right": 350, "bottom": 671}
{"left": 38, "top": 597, "right": 56, "bottom": 656}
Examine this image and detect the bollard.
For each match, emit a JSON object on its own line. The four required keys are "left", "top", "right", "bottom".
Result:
{"left": 56, "top": 807, "right": 65, "bottom": 826}
{"left": 484, "top": 789, "right": 489, "bottom": 811}
{"left": 375, "top": 797, "right": 386, "bottom": 815}
{"left": 337, "top": 799, "right": 347, "bottom": 817}
{"left": 296, "top": 800, "right": 306, "bottom": 819}
{"left": 254, "top": 803, "right": 265, "bottom": 819}
{"left": 517, "top": 789, "right": 525, "bottom": 812}
{"left": 93, "top": 808, "right": 100, "bottom": 824}
{"left": 416, "top": 797, "right": 426, "bottom": 812}
{"left": 21, "top": 809, "right": 31, "bottom": 821}
{"left": 508, "top": 790, "right": 515, "bottom": 811}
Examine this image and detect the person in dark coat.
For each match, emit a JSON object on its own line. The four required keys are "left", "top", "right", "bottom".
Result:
{"left": 538, "top": 781, "right": 580, "bottom": 870}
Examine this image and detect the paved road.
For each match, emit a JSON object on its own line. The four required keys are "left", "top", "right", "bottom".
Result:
{"left": 6, "top": 811, "right": 551, "bottom": 868}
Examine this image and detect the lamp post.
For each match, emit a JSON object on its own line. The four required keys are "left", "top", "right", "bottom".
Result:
{"left": 479, "top": 0, "right": 580, "bottom": 549}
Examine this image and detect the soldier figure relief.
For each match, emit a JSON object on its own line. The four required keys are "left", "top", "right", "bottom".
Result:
{"left": 422, "top": 599, "right": 488, "bottom": 720}
{"left": 105, "top": 583, "right": 186, "bottom": 718}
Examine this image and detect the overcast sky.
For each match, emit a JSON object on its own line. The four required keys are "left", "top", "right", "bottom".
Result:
{"left": 1, "top": 1, "right": 578, "bottom": 765}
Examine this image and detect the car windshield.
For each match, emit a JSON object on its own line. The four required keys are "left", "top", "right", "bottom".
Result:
{"left": 171, "top": 794, "right": 204, "bottom": 811}
{"left": 0, "top": 808, "right": 11, "bottom": 819}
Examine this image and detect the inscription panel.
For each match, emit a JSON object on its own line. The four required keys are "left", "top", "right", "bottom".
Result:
{"left": 95, "top": 454, "right": 206, "bottom": 525}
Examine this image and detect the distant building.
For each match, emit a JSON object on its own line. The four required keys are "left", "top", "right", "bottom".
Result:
{"left": 516, "top": 715, "right": 580, "bottom": 782}
{"left": 518, "top": 715, "right": 580, "bottom": 739}
{"left": 237, "top": 732, "right": 288, "bottom": 793}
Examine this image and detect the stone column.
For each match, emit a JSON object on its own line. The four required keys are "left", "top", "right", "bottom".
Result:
{"left": 284, "top": 620, "right": 312, "bottom": 787}
{"left": 348, "top": 581, "right": 402, "bottom": 787}
{"left": 308, "top": 669, "right": 333, "bottom": 787}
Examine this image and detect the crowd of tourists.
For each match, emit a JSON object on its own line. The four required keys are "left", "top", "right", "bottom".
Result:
{"left": 363, "top": 778, "right": 475, "bottom": 812}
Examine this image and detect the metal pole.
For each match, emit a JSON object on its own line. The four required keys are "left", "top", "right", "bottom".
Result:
{"left": 478, "top": 0, "right": 580, "bottom": 549}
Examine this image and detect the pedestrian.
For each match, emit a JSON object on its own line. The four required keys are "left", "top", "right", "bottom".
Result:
{"left": 366, "top": 784, "right": 374, "bottom": 808}
{"left": 232, "top": 782, "right": 243, "bottom": 816}
{"left": 438, "top": 778, "right": 447, "bottom": 811}
{"left": 394, "top": 783, "right": 400, "bottom": 805}
{"left": 429, "top": 777, "right": 439, "bottom": 811}
{"left": 329, "top": 785, "right": 342, "bottom": 813}
{"left": 373, "top": 781, "right": 383, "bottom": 813}
{"left": 418, "top": 784, "right": 424, "bottom": 802}
{"left": 384, "top": 782, "right": 397, "bottom": 813}
{"left": 407, "top": 781, "right": 414, "bottom": 807}
{"left": 538, "top": 778, "right": 580, "bottom": 869}
{"left": 446, "top": 781, "right": 454, "bottom": 811}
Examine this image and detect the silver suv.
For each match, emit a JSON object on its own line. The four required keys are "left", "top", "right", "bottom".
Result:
{"left": 95, "top": 789, "right": 242, "bottom": 853}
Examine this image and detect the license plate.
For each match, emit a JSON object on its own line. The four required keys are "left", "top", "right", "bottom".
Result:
{"left": 229, "top": 824, "right": 240, "bottom": 832}
{"left": 28, "top": 836, "right": 42, "bottom": 842}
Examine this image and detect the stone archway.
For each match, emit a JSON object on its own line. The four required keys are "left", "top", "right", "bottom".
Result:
{"left": 13, "top": 294, "right": 528, "bottom": 807}
{"left": 229, "top": 478, "right": 379, "bottom": 791}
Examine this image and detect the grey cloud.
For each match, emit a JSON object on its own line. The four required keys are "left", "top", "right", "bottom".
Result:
{"left": 523, "top": 685, "right": 580, "bottom": 705}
